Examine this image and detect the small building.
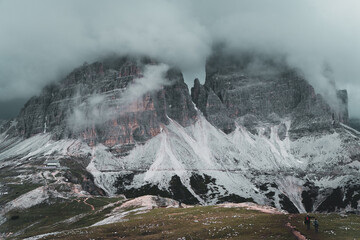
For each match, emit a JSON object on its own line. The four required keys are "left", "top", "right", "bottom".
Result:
{"left": 45, "top": 159, "right": 60, "bottom": 168}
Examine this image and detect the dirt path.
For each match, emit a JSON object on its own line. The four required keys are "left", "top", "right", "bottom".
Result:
{"left": 286, "top": 215, "right": 307, "bottom": 240}
{"left": 83, "top": 197, "right": 95, "bottom": 211}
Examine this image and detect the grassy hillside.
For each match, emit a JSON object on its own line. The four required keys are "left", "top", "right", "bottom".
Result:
{"left": 1, "top": 196, "right": 125, "bottom": 239}
{"left": 288, "top": 213, "right": 360, "bottom": 240}
{"left": 10, "top": 204, "right": 358, "bottom": 240}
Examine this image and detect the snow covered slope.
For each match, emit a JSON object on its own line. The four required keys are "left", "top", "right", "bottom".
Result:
{"left": 86, "top": 113, "right": 359, "bottom": 213}
{"left": 0, "top": 55, "right": 359, "bottom": 214}
{"left": 2, "top": 111, "right": 358, "bottom": 213}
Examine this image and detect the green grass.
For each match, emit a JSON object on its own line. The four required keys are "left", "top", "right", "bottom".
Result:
{"left": 0, "top": 182, "right": 42, "bottom": 205}
{"left": 289, "top": 213, "right": 360, "bottom": 240}
{"left": 41, "top": 206, "right": 295, "bottom": 240}
{"left": 1, "top": 196, "right": 125, "bottom": 239}
{"left": 2, "top": 199, "right": 360, "bottom": 240}
{"left": 40, "top": 206, "right": 360, "bottom": 240}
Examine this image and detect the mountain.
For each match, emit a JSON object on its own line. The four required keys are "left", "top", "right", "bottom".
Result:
{"left": 192, "top": 51, "right": 348, "bottom": 136}
{"left": 0, "top": 53, "right": 359, "bottom": 218}
{"left": 3, "top": 57, "right": 196, "bottom": 144}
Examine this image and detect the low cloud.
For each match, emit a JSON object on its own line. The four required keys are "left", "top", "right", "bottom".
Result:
{"left": 67, "top": 93, "right": 108, "bottom": 132}
{"left": 120, "top": 64, "right": 170, "bottom": 106}
{"left": 67, "top": 64, "right": 170, "bottom": 131}
{"left": 1, "top": 0, "right": 360, "bottom": 117}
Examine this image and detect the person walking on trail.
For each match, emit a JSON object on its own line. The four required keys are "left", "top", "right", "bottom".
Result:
{"left": 304, "top": 214, "right": 312, "bottom": 230}
{"left": 313, "top": 218, "right": 319, "bottom": 232}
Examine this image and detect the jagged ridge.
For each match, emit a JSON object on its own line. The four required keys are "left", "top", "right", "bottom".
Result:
{"left": 0, "top": 54, "right": 359, "bottom": 215}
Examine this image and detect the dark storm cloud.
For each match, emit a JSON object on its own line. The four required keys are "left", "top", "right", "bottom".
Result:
{"left": 0, "top": 0, "right": 359, "bottom": 119}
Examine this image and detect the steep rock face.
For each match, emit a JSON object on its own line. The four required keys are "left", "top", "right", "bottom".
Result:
{"left": 337, "top": 89, "right": 349, "bottom": 123}
{"left": 4, "top": 57, "right": 197, "bottom": 147}
{"left": 192, "top": 78, "right": 234, "bottom": 133}
{"left": 1, "top": 54, "right": 359, "bottom": 215}
{"left": 191, "top": 51, "right": 348, "bottom": 138}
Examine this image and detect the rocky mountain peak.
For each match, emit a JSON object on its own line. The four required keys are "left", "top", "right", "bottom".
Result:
{"left": 0, "top": 54, "right": 358, "bottom": 216}
{"left": 3, "top": 56, "right": 197, "bottom": 147}
{"left": 191, "top": 51, "right": 349, "bottom": 138}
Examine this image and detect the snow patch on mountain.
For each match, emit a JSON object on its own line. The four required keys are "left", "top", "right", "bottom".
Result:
{"left": 1, "top": 112, "right": 359, "bottom": 213}
{"left": 86, "top": 114, "right": 359, "bottom": 212}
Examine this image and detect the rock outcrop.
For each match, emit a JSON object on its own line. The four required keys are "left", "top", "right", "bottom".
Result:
{"left": 191, "top": 50, "right": 348, "bottom": 138}
{"left": 4, "top": 57, "right": 197, "bottom": 147}
{"left": 1, "top": 53, "right": 359, "bottom": 215}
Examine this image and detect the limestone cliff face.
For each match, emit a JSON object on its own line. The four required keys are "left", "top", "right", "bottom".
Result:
{"left": 0, "top": 54, "right": 359, "bottom": 213}
{"left": 6, "top": 57, "right": 197, "bottom": 147}
{"left": 191, "top": 51, "right": 349, "bottom": 137}
{"left": 3, "top": 52, "right": 349, "bottom": 144}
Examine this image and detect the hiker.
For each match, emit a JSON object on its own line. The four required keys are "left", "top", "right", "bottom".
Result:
{"left": 313, "top": 218, "right": 319, "bottom": 232}
{"left": 304, "top": 214, "right": 311, "bottom": 230}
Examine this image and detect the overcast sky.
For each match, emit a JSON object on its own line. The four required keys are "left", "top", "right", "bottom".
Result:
{"left": 0, "top": 0, "right": 360, "bottom": 119}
